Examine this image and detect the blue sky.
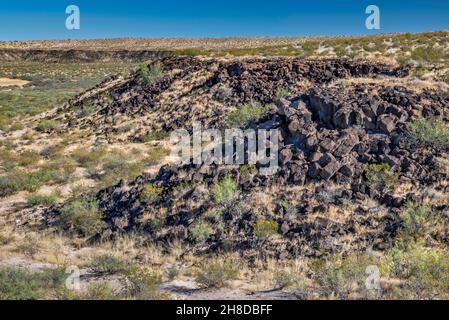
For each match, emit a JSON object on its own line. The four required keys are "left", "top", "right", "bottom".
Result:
{"left": 0, "top": 1, "right": 448, "bottom": 40}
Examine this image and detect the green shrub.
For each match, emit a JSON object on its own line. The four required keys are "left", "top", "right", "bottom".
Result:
{"left": 26, "top": 194, "right": 58, "bottom": 207}
{"left": 401, "top": 202, "right": 432, "bottom": 237}
{"left": 275, "top": 87, "right": 290, "bottom": 99}
{"left": 0, "top": 169, "right": 61, "bottom": 196}
{"left": 444, "top": 72, "right": 449, "bottom": 84}
{"left": 138, "top": 61, "right": 164, "bottom": 85}
{"left": 146, "top": 146, "right": 169, "bottom": 165}
{"left": 99, "top": 161, "right": 145, "bottom": 188}
{"left": 238, "top": 164, "right": 257, "bottom": 180}
{"left": 0, "top": 267, "right": 65, "bottom": 300}
{"left": 139, "top": 183, "right": 163, "bottom": 204}
{"left": 72, "top": 146, "right": 107, "bottom": 167}
{"left": 254, "top": 219, "right": 278, "bottom": 239}
{"left": 190, "top": 221, "right": 213, "bottom": 243}
{"left": 60, "top": 282, "right": 122, "bottom": 300}
{"left": 227, "top": 102, "right": 269, "bottom": 127}
{"left": 387, "top": 240, "right": 449, "bottom": 299}
{"left": 408, "top": 118, "right": 449, "bottom": 149}
{"left": 90, "top": 254, "right": 127, "bottom": 274}
{"left": 195, "top": 261, "right": 239, "bottom": 289}
{"left": 410, "top": 46, "right": 447, "bottom": 63}
{"left": 78, "top": 104, "right": 97, "bottom": 118}
{"left": 59, "top": 198, "right": 105, "bottom": 236}
{"left": 363, "top": 163, "right": 398, "bottom": 191}
{"left": 120, "top": 266, "right": 165, "bottom": 300}
{"left": 36, "top": 120, "right": 60, "bottom": 133}
{"left": 141, "top": 131, "right": 170, "bottom": 142}
{"left": 212, "top": 175, "right": 238, "bottom": 205}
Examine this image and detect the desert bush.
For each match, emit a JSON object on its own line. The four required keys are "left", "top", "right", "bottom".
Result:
{"left": 77, "top": 103, "right": 97, "bottom": 118}
{"left": 408, "top": 118, "right": 449, "bottom": 149}
{"left": 0, "top": 267, "right": 65, "bottom": 300}
{"left": 99, "top": 161, "right": 145, "bottom": 188}
{"left": 26, "top": 194, "right": 58, "bottom": 207}
{"left": 14, "top": 150, "right": 41, "bottom": 167}
{"left": 275, "top": 87, "right": 290, "bottom": 99}
{"left": 0, "top": 150, "right": 41, "bottom": 169}
{"left": 212, "top": 175, "right": 238, "bottom": 205}
{"left": 139, "top": 183, "right": 163, "bottom": 204}
{"left": 166, "top": 266, "right": 180, "bottom": 281}
{"left": 120, "top": 266, "right": 165, "bottom": 300}
{"left": 36, "top": 120, "right": 60, "bottom": 133}
{"left": 238, "top": 164, "right": 257, "bottom": 180}
{"left": 401, "top": 202, "right": 432, "bottom": 237}
{"left": 387, "top": 240, "right": 449, "bottom": 299}
{"left": 190, "top": 221, "right": 213, "bottom": 243}
{"left": 138, "top": 61, "right": 164, "bottom": 85}
{"left": 60, "top": 282, "right": 122, "bottom": 300}
{"left": 90, "top": 254, "right": 127, "bottom": 275}
{"left": 40, "top": 143, "right": 66, "bottom": 159}
{"left": 141, "top": 130, "right": 170, "bottom": 142}
{"left": 59, "top": 197, "right": 105, "bottom": 236}
{"left": 227, "top": 101, "right": 269, "bottom": 127}
{"left": 195, "top": 261, "right": 239, "bottom": 289}
{"left": 363, "top": 163, "right": 398, "bottom": 191}
{"left": 0, "top": 169, "right": 61, "bottom": 196}
{"left": 410, "top": 46, "right": 447, "bottom": 63}
{"left": 254, "top": 219, "right": 278, "bottom": 239}
{"left": 72, "top": 146, "right": 107, "bottom": 167}
{"left": 444, "top": 72, "right": 449, "bottom": 84}
{"left": 14, "top": 235, "right": 41, "bottom": 257}
{"left": 146, "top": 146, "right": 169, "bottom": 165}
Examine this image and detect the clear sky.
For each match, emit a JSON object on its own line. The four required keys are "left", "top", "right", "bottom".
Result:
{"left": 0, "top": 0, "right": 448, "bottom": 40}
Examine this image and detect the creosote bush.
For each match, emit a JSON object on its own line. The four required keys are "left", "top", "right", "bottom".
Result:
{"left": 138, "top": 61, "right": 164, "bottom": 85}
{"left": 36, "top": 120, "right": 60, "bottom": 133}
{"left": 0, "top": 169, "right": 61, "bottom": 196}
{"left": 190, "top": 221, "right": 213, "bottom": 243}
{"left": 59, "top": 197, "right": 105, "bottom": 236}
{"left": 0, "top": 267, "right": 65, "bottom": 300}
{"left": 275, "top": 86, "right": 290, "bottom": 99}
{"left": 26, "top": 194, "right": 58, "bottom": 207}
{"left": 90, "top": 254, "right": 127, "bottom": 275}
{"left": 408, "top": 118, "right": 449, "bottom": 149}
{"left": 363, "top": 163, "right": 398, "bottom": 191}
{"left": 119, "top": 266, "right": 167, "bottom": 300}
{"left": 401, "top": 202, "right": 432, "bottom": 237}
{"left": 195, "top": 261, "right": 239, "bottom": 289}
{"left": 139, "top": 183, "right": 163, "bottom": 204}
{"left": 254, "top": 219, "right": 279, "bottom": 239}
{"left": 227, "top": 101, "right": 269, "bottom": 127}
{"left": 212, "top": 175, "right": 238, "bottom": 205}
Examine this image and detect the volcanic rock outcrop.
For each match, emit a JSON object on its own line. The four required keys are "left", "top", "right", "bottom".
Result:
{"left": 45, "top": 57, "right": 449, "bottom": 259}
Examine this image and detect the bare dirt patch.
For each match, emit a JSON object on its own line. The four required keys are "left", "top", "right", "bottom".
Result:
{"left": 0, "top": 77, "right": 29, "bottom": 88}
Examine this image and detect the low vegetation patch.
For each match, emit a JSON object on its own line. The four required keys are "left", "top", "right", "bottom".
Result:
{"left": 0, "top": 169, "right": 61, "bottom": 196}
{"left": 138, "top": 61, "right": 164, "bottom": 85}
{"left": 26, "top": 194, "right": 59, "bottom": 207}
{"left": 139, "top": 183, "right": 163, "bottom": 204}
{"left": 90, "top": 254, "right": 127, "bottom": 275}
{"left": 59, "top": 197, "right": 105, "bottom": 236}
{"left": 0, "top": 267, "right": 65, "bottom": 300}
{"left": 36, "top": 120, "right": 61, "bottom": 133}
{"left": 190, "top": 221, "right": 213, "bottom": 243}
{"left": 254, "top": 219, "right": 279, "bottom": 239}
{"left": 363, "top": 163, "right": 398, "bottom": 191}
{"left": 227, "top": 102, "right": 270, "bottom": 127}
{"left": 408, "top": 118, "right": 449, "bottom": 149}
{"left": 195, "top": 261, "right": 239, "bottom": 289}
{"left": 146, "top": 146, "right": 169, "bottom": 165}
{"left": 212, "top": 175, "right": 238, "bottom": 205}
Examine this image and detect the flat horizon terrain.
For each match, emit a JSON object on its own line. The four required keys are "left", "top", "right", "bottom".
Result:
{"left": 1, "top": 30, "right": 447, "bottom": 51}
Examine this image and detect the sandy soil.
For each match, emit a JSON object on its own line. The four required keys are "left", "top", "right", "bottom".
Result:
{"left": 0, "top": 77, "right": 29, "bottom": 88}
